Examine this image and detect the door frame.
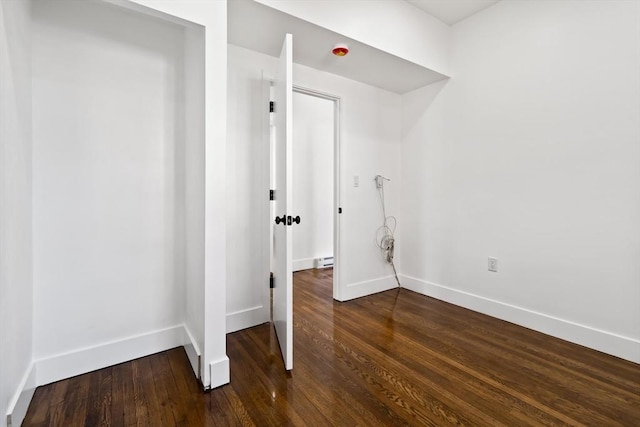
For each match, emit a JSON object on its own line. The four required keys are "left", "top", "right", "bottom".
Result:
{"left": 291, "top": 85, "right": 342, "bottom": 301}
{"left": 264, "top": 82, "right": 343, "bottom": 307}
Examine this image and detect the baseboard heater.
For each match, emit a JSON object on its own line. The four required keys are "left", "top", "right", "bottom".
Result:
{"left": 315, "top": 256, "right": 334, "bottom": 269}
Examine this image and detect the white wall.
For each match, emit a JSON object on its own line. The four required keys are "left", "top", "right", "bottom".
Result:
{"left": 292, "top": 91, "right": 334, "bottom": 271}
{"left": 0, "top": 0, "right": 227, "bottom": 407}
{"left": 0, "top": 1, "right": 34, "bottom": 425}
{"left": 227, "top": 43, "right": 403, "bottom": 329}
{"left": 182, "top": 24, "right": 206, "bottom": 378}
{"left": 124, "top": 0, "right": 230, "bottom": 390}
{"left": 291, "top": 65, "right": 403, "bottom": 300}
{"left": 24, "top": 0, "right": 229, "bottom": 391}
{"left": 226, "top": 43, "right": 271, "bottom": 333}
{"left": 400, "top": 0, "right": 640, "bottom": 362}
{"left": 253, "top": 0, "right": 451, "bottom": 76}
{"left": 31, "top": 0, "right": 187, "bottom": 380}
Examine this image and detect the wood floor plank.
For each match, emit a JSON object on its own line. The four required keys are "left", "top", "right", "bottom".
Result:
{"left": 116, "top": 359, "right": 138, "bottom": 427}
{"left": 342, "top": 289, "right": 591, "bottom": 426}
{"left": 335, "top": 298, "right": 573, "bottom": 425}
{"left": 130, "top": 357, "right": 154, "bottom": 426}
{"left": 165, "top": 348, "right": 207, "bottom": 426}
{"left": 221, "top": 386, "right": 256, "bottom": 427}
{"left": 297, "top": 311, "right": 505, "bottom": 426}
{"left": 83, "top": 366, "right": 113, "bottom": 427}
{"left": 23, "top": 268, "right": 640, "bottom": 426}
{"left": 60, "top": 373, "right": 90, "bottom": 426}
{"left": 228, "top": 330, "right": 309, "bottom": 426}
{"left": 245, "top": 323, "right": 361, "bottom": 426}
{"left": 148, "top": 353, "right": 178, "bottom": 426}
{"left": 22, "top": 380, "right": 55, "bottom": 425}
{"left": 295, "top": 280, "right": 513, "bottom": 425}
{"left": 201, "top": 385, "right": 240, "bottom": 427}
{"left": 110, "top": 362, "right": 126, "bottom": 426}
{"left": 33, "top": 377, "right": 70, "bottom": 426}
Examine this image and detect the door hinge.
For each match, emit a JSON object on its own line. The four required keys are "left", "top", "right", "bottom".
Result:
{"left": 270, "top": 189, "right": 275, "bottom": 200}
{"left": 269, "top": 101, "right": 274, "bottom": 113}
{"left": 270, "top": 272, "right": 274, "bottom": 288}
{"left": 338, "top": 207, "right": 342, "bottom": 214}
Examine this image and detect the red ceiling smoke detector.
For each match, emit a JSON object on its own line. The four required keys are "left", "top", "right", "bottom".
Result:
{"left": 332, "top": 44, "right": 349, "bottom": 57}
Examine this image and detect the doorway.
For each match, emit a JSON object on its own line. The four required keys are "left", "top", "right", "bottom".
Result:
{"left": 292, "top": 89, "right": 334, "bottom": 272}
{"left": 269, "top": 85, "right": 341, "bottom": 301}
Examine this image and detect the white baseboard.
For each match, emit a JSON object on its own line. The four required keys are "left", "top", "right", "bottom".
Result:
{"left": 209, "top": 356, "right": 230, "bottom": 389}
{"left": 400, "top": 275, "right": 640, "bottom": 364}
{"left": 35, "top": 325, "right": 188, "bottom": 386}
{"left": 226, "top": 305, "right": 269, "bottom": 333}
{"left": 9, "top": 324, "right": 205, "bottom": 424}
{"left": 182, "top": 324, "right": 201, "bottom": 380}
{"left": 293, "top": 258, "right": 315, "bottom": 272}
{"left": 339, "top": 275, "right": 399, "bottom": 302}
{"left": 6, "top": 362, "right": 36, "bottom": 427}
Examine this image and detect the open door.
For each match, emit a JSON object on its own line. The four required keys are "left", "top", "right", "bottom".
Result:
{"left": 272, "top": 33, "right": 294, "bottom": 370}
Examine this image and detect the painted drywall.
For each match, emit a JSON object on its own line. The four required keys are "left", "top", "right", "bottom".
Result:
{"left": 399, "top": 0, "right": 640, "bottom": 362}
{"left": 292, "top": 91, "right": 334, "bottom": 271}
{"left": 253, "top": 0, "right": 451, "bottom": 76}
{"left": 182, "top": 24, "right": 206, "bottom": 377}
{"left": 32, "top": 0, "right": 186, "bottom": 368}
{"left": 123, "top": 0, "right": 229, "bottom": 389}
{"left": 225, "top": 44, "right": 271, "bottom": 333}
{"left": 294, "top": 55, "right": 403, "bottom": 301}
{"left": 291, "top": 66, "right": 403, "bottom": 299}
{"left": 227, "top": 43, "right": 402, "bottom": 330}
{"left": 0, "top": 1, "right": 34, "bottom": 425}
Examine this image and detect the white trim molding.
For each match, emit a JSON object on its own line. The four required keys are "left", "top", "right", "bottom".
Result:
{"left": 226, "top": 305, "right": 269, "bottom": 333}
{"left": 6, "top": 362, "right": 36, "bottom": 427}
{"left": 35, "top": 325, "right": 190, "bottom": 386}
{"left": 338, "top": 275, "right": 399, "bottom": 302}
{"left": 182, "top": 324, "right": 202, "bottom": 380}
{"left": 8, "top": 325, "right": 203, "bottom": 425}
{"left": 292, "top": 258, "right": 315, "bottom": 272}
{"left": 209, "top": 356, "right": 230, "bottom": 390}
{"left": 400, "top": 275, "right": 640, "bottom": 364}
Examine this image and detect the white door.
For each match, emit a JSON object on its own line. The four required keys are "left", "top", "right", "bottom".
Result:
{"left": 272, "top": 33, "right": 294, "bottom": 370}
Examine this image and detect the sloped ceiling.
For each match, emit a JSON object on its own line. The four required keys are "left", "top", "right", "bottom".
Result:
{"left": 228, "top": 0, "right": 448, "bottom": 94}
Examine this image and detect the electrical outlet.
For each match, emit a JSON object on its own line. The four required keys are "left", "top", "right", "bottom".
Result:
{"left": 353, "top": 176, "right": 359, "bottom": 187}
{"left": 488, "top": 257, "right": 498, "bottom": 272}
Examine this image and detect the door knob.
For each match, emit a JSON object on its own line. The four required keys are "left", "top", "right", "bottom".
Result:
{"left": 287, "top": 215, "right": 301, "bottom": 226}
{"left": 274, "top": 214, "right": 286, "bottom": 225}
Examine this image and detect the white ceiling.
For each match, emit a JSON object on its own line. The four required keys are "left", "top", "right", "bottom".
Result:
{"left": 228, "top": 0, "right": 448, "bottom": 94}
{"left": 405, "top": 0, "right": 500, "bottom": 25}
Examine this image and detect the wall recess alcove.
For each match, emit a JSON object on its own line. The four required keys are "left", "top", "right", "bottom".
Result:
{"left": 31, "top": 0, "right": 206, "bottom": 386}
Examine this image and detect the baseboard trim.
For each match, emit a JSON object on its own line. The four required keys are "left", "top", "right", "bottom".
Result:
{"left": 6, "top": 361, "right": 36, "bottom": 427}
{"left": 209, "top": 356, "right": 230, "bottom": 389}
{"left": 10, "top": 325, "right": 199, "bottom": 422}
{"left": 35, "top": 325, "right": 187, "bottom": 386}
{"left": 226, "top": 305, "right": 268, "bottom": 333}
{"left": 400, "top": 275, "right": 640, "bottom": 363}
{"left": 293, "top": 258, "right": 315, "bottom": 272}
{"left": 339, "top": 275, "right": 399, "bottom": 302}
{"left": 182, "top": 324, "right": 201, "bottom": 380}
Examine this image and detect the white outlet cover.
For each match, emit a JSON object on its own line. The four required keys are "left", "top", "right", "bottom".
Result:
{"left": 488, "top": 257, "right": 498, "bottom": 272}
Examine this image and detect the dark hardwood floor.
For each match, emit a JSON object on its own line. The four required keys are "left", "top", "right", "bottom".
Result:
{"left": 24, "top": 268, "right": 640, "bottom": 426}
